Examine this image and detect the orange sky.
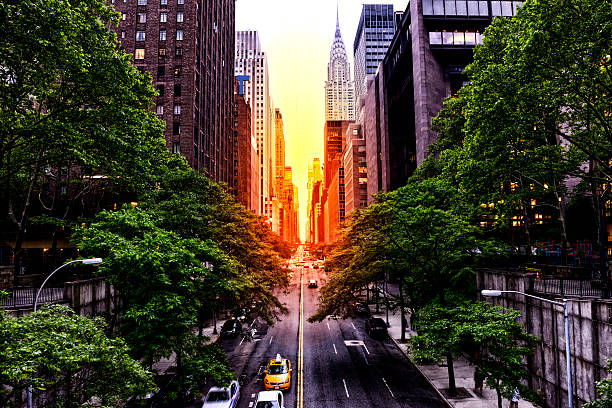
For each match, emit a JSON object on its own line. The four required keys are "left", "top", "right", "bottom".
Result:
{"left": 236, "top": 0, "right": 408, "bottom": 241}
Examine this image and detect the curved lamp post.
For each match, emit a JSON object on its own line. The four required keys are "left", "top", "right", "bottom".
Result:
{"left": 481, "top": 290, "right": 573, "bottom": 408}
{"left": 28, "top": 257, "right": 103, "bottom": 408}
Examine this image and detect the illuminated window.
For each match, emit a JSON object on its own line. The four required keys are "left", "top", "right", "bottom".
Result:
{"left": 134, "top": 48, "right": 145, "bottom": 60}
{"left": 176, "top": 30, "right": 183, "bottom": 41}
{"left": 156, "top": 105, "right": 163, "bottom": 115}
{"left": 136, "top": 31, "right": 146, "bottom": 41}
{"left": 160, "top": 12, "right": 167, "bottom": 23}
{"left": 510, "top": 182, "right": 518, "bottom": 192}
{"left": 159, "top": 29, "right": 166, "bottom": 41}
{"left": 160, "top": 0, "right": 167, "bottom": 4}
{"left": 177, "top": 11, "right": 184, "bottom": 22}
{"left": 174, "top": 104, "right": 181, "bottom": 115}
{"left": 531, "top": 199, "right": 536, "bottom": 207}
{"left": 159, "top": 48, "right": 166, "bottom": 57}
{"left": 137, "top": 0, "right": 147, "bottom": 5}
{"left": 138, "top": 13, "right": 147, "bottom": 23}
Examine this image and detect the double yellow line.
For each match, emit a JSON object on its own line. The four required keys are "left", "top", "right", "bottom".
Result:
{"left": 297, "top": 267, "right": 304, "bottom": 408}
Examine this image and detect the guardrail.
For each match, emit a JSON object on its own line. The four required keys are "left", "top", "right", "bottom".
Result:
{"left": 0, "top": 287, "right": 66, "bottom": 308}
{"left": 531, "top": 278, "right": 604, "bottom": 298}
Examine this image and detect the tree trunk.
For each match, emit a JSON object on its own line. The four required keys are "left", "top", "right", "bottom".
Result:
{"left": 496, "top": 385, "right": 503, "bottom": 408}
{"left": 399, "top": 282, "right": 406, "bottom": 341}
{"left": 446, "top": 354, "right": 456, "bottom": 396}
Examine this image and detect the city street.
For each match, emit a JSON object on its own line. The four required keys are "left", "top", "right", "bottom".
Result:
{"left": 219, "top": 259, "right": 447, "bottom": 408}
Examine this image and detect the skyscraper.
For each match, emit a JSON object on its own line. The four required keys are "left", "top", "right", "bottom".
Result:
{"left": 235, "top": 31, "right": 273, "bottom": 216}
{"left": 353, "top": 4, "right": 395, "bottom": 101}
{"left": 325, "top": 9, "right": 355, "bottom": 121}
{"left": 111, "top": 0, "right": 236, "bottom": 183}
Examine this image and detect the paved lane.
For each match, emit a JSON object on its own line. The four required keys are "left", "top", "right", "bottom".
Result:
{"left": 220, "top": 255, "right": 446, "bottom": 408}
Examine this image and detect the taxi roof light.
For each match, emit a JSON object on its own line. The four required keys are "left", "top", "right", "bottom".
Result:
{"left": 275, "top": 354, "right": 282, "bottom": 363}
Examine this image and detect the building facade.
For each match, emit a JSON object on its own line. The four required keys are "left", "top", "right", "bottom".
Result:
{"left": 235, "top": 31, "right": 273, "bottom": 216}
{"left": 344, "top": 124, "right": 368, "bottom": 215}
{"left": 234, "top": 79, "right": 259, "bottom": 213}
{"left": 111, "top": 0, "right": 235, "bottom": 183}
{"left": 353, "top": 4, "right": 395, "bottom": 102}
{"left": 325, "top": 11, "right": 355, "bottom": 121}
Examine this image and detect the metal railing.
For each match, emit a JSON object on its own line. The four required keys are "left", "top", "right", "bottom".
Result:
{"left": 1, "top": 287, "right": 66, "bottom": 308}
{"left": 531, "top": 278, "right": 604, "bottom": 298}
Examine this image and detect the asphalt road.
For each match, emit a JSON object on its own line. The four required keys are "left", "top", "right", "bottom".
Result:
{"left": 218, "top": 258, "right": 446, "bottom": 408}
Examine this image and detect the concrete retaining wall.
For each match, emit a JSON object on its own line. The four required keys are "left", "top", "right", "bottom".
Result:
{"left": 64, "top": 276, "right": 116, "bottom": 316}
{"left": 477, "top": 269, "right": 612, "bottom": 407}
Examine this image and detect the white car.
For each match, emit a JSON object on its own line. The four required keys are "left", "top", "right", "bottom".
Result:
{"left": 202, "top": 380, "right": 240, "bottom": 408}
{"left": 255, "top": 391, "right": 284, "bottom": 408}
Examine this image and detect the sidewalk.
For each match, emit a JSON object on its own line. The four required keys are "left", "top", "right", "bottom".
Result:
{"left": 380, "top": 304, "right": 537, "bottom": 408}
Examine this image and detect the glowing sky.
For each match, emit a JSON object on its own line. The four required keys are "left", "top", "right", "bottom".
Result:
{"left": 236, "top": 0, "right": 409, "bottom": 241}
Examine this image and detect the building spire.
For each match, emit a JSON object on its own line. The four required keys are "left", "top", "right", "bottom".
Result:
{"left": 335, "top": 0, "right": 341, "bottom": 37}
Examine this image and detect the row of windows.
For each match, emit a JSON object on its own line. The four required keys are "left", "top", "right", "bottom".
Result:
{"left": 429, "top": 31, "right": 484, "bottom": 46}
{"left": 155, "top": 103, "right": 182, "bottom": 115}
{"left": 423, "top": 0, "right": 523, "bottom": 17}
{"left": 113, "top": 0, "right": 184, "bottom": 4}
{"left": 136, "top": 11, "right": 183, "bottom": 23}
{"left": 134, "top": 29, "right": 183, "bottom": 42}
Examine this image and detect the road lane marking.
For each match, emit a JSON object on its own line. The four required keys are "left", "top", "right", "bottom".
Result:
{"left": 342, "top": 379, "right": 350, "bottom": 398}
{"left": 333, "top": 343, "right": 337, "bottom": 354}
{"left": 363, "top": 343, "right": 370, "bottom": 355}
{"left": 351, "top": 322, "right": 356, "bottom": 330}
{"left": 298, "top": 266, "right": 304, "bottom": 408}
{"left": 382, "top": 378, "right": 395, "bottom": 398}
{"left": 239, "top": 336, "right": 245, "bottom": 346}
{"left": 248, "top": 402, "right": 253, "bottom": 407}
{"left": 269, "top": 335, "right": 274, "bottom": 344}
{"left": 326, "top": 321, "right": 331, "bottom": 330}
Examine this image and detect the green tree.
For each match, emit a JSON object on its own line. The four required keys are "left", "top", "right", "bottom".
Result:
{"left": 411, "top": 302, "right": 538, "bottom": 405}
{"left": 0, "top": 305, "right": 154, "bottom": 407}
{"left": 584, "top": 359, "right": 612, "bottom": 408}
{"left": 0, "top": 0, "right": 167, "bottom": 273}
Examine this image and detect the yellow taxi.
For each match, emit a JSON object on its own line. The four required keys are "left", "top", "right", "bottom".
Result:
{"left": 263, "top": 354, "right": 292, "bottom": 391}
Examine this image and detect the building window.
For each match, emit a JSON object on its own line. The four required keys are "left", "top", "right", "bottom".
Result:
{"left": 156, "top": 105, "right": 164, "bottom": 115}
{"left": 174, "top": 66, "right": 182, "bottom": 77}
{"left": 159, "top": 29, "right": 166, "bottom": 41}
{"left": 176, "top": 11, "right": 184, "bottom": 22}
{"left": 136, "top": 30, "right": 146, "bottom": 41}
{"left": 174, "top": 83, "right": 181, "bottom": 97}
{"left": 175, "top": 47, "right": 183, "bottom": 56}
{"left": 177, "top": 0, "right": 184, "bottom": 4}
{"left": 157, "top": 65, "right": 165, "bottom": 78}
{"left": 137, "top": 0, "right": 147, "bottom": 5}
{"left": 121, "top": 13, "right": 126, "bottom": 20}
{"left": 160, "top": 0, "right": 167, "bottom": 4}
{"left": 121, "top": 31, "right": 125, "bottom": 39}
{"left": 173, "top": 104, "right": 181, "bottom": 115}
{"left": 173, "top": 122, "right": 180, "bottom": 134}
{"left": 176, "top": 29, "right": 183, "bottom": 41}
{"left": 158, "top": 48, "right": 166, "bottom": 57}
{"left": 160, "top": 11, "right": 167, "bottom": 23}
{"left": 157, "top": 84, "right": 165, "bottom": 96}
{"left": 134, "top": 48, "right": 145, "bottom": 60}
{"left": 137, "top": 12, "right": 147, "bottom": 23}
{"left": 172, "top": 142, "right": 180, "bottom": 154}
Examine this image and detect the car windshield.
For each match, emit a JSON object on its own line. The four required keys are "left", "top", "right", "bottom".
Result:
{"left": 207, "top": 391, "right": 229, "bottom": 401}
{"left": 268, "top": 364, "right": 287, "bottom": 375}
{"left": 256, "top": 402, "right": 280, "bottom": 408}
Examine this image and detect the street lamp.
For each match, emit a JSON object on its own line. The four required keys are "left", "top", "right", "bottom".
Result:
{"left": 28, "top": 258, "right": 103, "bottom": 408}
{"left": 481, "top": 290, "right": 574, "bottom": 408}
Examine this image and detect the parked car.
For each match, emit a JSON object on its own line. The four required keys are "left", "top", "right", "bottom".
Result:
{"left": 353, "top": 301, "right": 371, "bottom": 316}
{"left": 365, "top": 317, "right": 388, "bottom": 338}
{"left": 220, "top": 319, "right": 242, "bottom": 338}
{"left": 255, "top": 391, "right": 284, "bottom": 408}
{"left": 202, "top": 380, "right": 240, "bottom": 408}
{"left": 263, "top": 354, "right": 292, "bottom": 391}
{"left": 308, "top": 279, "right": 318, "bottom": 288}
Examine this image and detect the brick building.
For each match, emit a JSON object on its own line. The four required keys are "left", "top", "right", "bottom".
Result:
{"left": 234, "top": 82, "right": 259, "bottom": 213}
{"left": 110, "top": 0, "right": 235, "bottom": 183}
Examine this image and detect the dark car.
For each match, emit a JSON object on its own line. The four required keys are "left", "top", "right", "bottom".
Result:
{"left": 354, "top": 302, "right": 371, "bottom": 316}
{"left": 365, "top": 317, "right": 388, "bottom": 338}
{"left": 220, "top": 319, "right": 243, "bottom": 338}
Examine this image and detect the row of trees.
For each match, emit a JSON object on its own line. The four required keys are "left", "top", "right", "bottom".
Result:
{"left": 312, "top": 0, "right": 611, "bottom": 406}
{"left": 0, "top": 0, "right": 292, "bottom": 405}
